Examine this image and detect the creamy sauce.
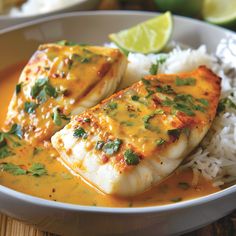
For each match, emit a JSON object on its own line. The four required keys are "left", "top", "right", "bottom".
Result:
{"left": 0, "top": 63, "right": 219, "bottom": 207}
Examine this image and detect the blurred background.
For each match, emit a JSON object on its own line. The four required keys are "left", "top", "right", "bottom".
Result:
{"left": 0, "top": 0, "right": 235, "bottom": 31}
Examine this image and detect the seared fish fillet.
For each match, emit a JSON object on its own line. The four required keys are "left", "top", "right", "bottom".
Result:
{"left": 52, "top": 66, "right": 221, "bottom": 197}
{"left": 5, "top": 42, "right": 127, "bottom": 143}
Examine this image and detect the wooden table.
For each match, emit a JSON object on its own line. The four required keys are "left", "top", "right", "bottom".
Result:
{"left": 1, "top": 1, "right": 236, "bottom": 235}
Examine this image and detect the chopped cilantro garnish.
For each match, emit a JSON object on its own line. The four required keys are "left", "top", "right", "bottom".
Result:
{"left": 143, "top": 114, "right": 152, "bottom": 124}
{"left": 194, "top": 104, "right": 205, "bottom": 112}
{"left": 95, "top": 141, "right": 105, "bottom": 150}
{"left": 52, "top": 108, "right": 62, "bottom": 126}
{"left": 167, "top": 128, "right": 181, "bottom": 139}
{"left": 0, "top": 146, "right": 14, "bottom": 159}
{"left": 149, "top": 62, "right": 159, "bottom": 75}
{"left": 156, "top": 85, "right": 175, "bottom": 94}
{"left": 30, "top": 77, "right": 58, "bottom": 103}
{"left": 83, "top": 118, "right": 91, "bottom": 123}
{"left": 8, "top": 124, "right": 23, "bottom": 139}
{"left": 162, "top": 94, "right": 207, "bottom": 116}
{"left": 143, "top": 112, "right": 162, "bottom": 132}
{"left": 145, "top": 89, "right": 155, "bottom": 98}
{"left": 108, "top": 102, "right": 118, "bottom": 110}
{"left": 175, "top": 77, "right": 196, "bottom": 86}
{"left": 103, "top": 139, "right": 122, "bottom": 155}
{"left": 197, "top": 98, "right": 209, "bottom": 107}
{"left": 24, "top": 102, "right": 38, "bottom": 114}
{"left": 124, "top": 149, "right": 140, "bottom": 165}
{"left": 156, "top": 138, "right": 166, "bottom": 146}
{"left": 0, "top": 163, "right": 26, "bottom": 175}
{"left": 56, "top": 40, "right": 78, "bottom": 46}
{"left": 174, "top": 103, "right": 195, "bottom": 116}
{"left": 149, "top": 57, "right": 167, "bottom": 75}
{"left": 121, "top": 121, "right": 134, "bottom": 126}
{"left": 15, "top": 83, "right": 22, "bottom": 94}
{"left": 131, "top": 95, "right": 139, "bottom": 101}
{"left": 70, "top": 54, "right": 91, "bottom": 67}
{"left": 81, "top": 57, "right": 90, "bottom": 63}
{"left": 141, "top": 78, "right": 151, "bottom": 86}
{"left": 0, "top": 133, "right": 6, "bottom": 148}
{"left": 217, "top": 97, "right": 236, "bottom": 114}
{"left": 52, "top": 108, "right": 70, "bottom": 126}
{"left": 28, "top": 163, "right": 47, "bottom": 177}
{"left": 0, "top": 124, "right": 23, "bottom": 159}
{"left": 161, "top": 97, "right": 174, "bottom": 106}
{"left": 158, "top": 55, "right": 167, "bottom": 64}
{"left": 0, "top": 162, "right": 47, "bottom": 177}
{"left": 73, "top": 127, "right": 88, "bottom": 139}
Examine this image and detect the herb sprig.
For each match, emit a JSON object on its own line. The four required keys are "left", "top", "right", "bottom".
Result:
{"left": 0, "top": 124, "right": 23, "bottom": 159}
{"left": 0, "top": 162, "right": 47, "bottom": 177}
{"left": 30, "top": 77, "right": 58, "bottom": 104}
{"left": 124, "top": 149, "right": 140, "bottom": 165}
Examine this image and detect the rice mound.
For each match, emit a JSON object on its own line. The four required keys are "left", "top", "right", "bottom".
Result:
{"left": 108, "top": 42, "right": 236, "bottom": 186}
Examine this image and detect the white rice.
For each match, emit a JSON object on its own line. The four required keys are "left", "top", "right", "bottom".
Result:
{"left": 107, "top": 42, "right": 236, "bottom": 186}
{"left": 9, "top": 0, "right": 82, "bottom": 16}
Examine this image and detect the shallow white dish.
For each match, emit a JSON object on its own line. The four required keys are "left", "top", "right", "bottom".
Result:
{"left": 0, "top": 11, "right": 236, "bottom": 236}
{"left": 0, "top": 0, "right": 99, "bottom": 29}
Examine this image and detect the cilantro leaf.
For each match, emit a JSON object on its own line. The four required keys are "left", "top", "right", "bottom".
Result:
{"left": 56, "top": 40, "right": 78, "bottom": 46}
{"left": 156, "top": 138, "right": 166, "bottom": 146}
{"left": 141, "top": 78, "right": 151, "bottom": 86}
{"left": 8, "top": 124, "right": 23, "bottom": 139}
{"left": 0, "top": 146, "right": 14, "bottom": 159}
{"left": 0, "top": 163, "right": 26, "bottom": 175}
{"left": 217, "top": 97, "right": 236, "bottom": 114}
{"left": 149, "top": 62, "right": 159, "bottom": 75}
{"left": 0, "top": 133, "right": 6, "bottom": 148}
{"left": 168, "top": 128, "right": 182, "bottom": 139}
{"left": 124, "top": 149, "right": 140, "bottom": 165}
{"left": 107, "top": 102, "right": 118, "bottom": 110}
{"left": 197, "top": 98, "right": 209, "bottom": 107}
{"left": 52, "top": 108, "right": 70, "bottom": 126}
{"left": 28, "top": 163, "right": 47, "bottom": 177}
{"left": 73, "top": 127, "right": 88, "bottom": 139}
{"left": 103, "top": 139, "right": 122, "bottom": 155}
{"left": 131, "top": 95, "right": 139, "bottom": 101}
{"left": 175, "top": 77, "right": 196, "bottom": 86}
{"left": 24, "top": 102, "right": 38, "bottom": 114}
{"left": 52, "top": 108, "right": 62, "bottom": 126}
{"left": 95, "top": 141, "right": 105, "bottom": 150}
{"left": 30, "top": 77, "right": 58, "bottom": 103}
{"left": 156, "top": 85, "right": 175, "bottom": 94}
{"left": 15, "top": 83, "right": 22, "bottom": 94}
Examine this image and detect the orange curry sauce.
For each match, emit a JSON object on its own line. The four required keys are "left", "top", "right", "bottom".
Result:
{"left": 0, "top": 63, "right": 219, "bottom": 207}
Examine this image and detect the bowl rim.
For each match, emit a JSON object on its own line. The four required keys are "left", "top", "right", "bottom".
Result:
{"left": 0, "top": 0, "right": 99, "bottom": 20}
{"left": 0, "top": 10, "right": 236, "bottom": 214}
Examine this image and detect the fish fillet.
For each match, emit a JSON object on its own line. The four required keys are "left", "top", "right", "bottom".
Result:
{"left": 5, "top": 42, "right": 127, "bottom": 143}
{"left": 52, "top": 66, "right": 221, "bottom": 197}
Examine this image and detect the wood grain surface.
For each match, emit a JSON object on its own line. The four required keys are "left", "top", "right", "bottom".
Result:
{"left": 0, "top": 0, "right": 236, "bottom": 235}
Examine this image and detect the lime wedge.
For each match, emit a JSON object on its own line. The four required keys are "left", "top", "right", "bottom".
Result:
{"left": 109, "top": 12, "right": 173, "bottom": 54}
{"left": 203, "top": 0, "right": 236, "bottom": 29}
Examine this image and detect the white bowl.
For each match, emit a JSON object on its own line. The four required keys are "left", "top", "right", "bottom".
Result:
{"left": 0, "top": 11, "right": 236, "bottom": 236}
{"left": 0, "top": 0, "right": 99, "bottom": 29}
